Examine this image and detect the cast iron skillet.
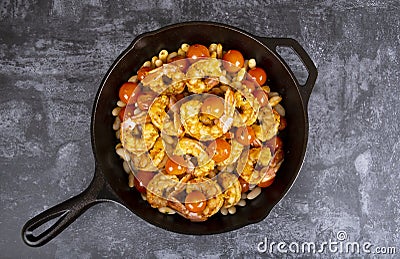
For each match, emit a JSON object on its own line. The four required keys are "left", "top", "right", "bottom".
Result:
{"left": 22, "top": 21, "right": 317, "bottom": 247}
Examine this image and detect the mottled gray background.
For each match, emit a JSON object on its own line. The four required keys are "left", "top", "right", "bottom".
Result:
{"left": 1, "top": 0, "right": 399, "bottom": 258}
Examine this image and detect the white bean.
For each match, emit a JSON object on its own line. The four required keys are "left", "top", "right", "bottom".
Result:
{"left": 128, "top": 75, "right": 138, "bottom": 83}
{"left": 117, "top": 100, "right": 126, "bottom": 107}
{"left": 158, "top": 49, "right": 168, "bottom": 63}
{"left": 262, "top": 85, "right": 270, "bottom": 93}
{"left": 113, "top": 117, "right": 121, "bottom": 131}
{"left": 181, "top": 43, "right": 189, "bottom": 52}
{"left": 142, "top": 60, "right": 151, "bottom": 68}
{"left": 141, "top": 193, "right": 147, "bottom": 201}
{"left": 247, "top": 187, "right": 262, "bottom": 200}
{"left": 155, "top": 59, "right": 163, "bottom": 67}
{"left": 220, "top": 207, "right": 228, "bottom": 215}
{"left": 269, "top": 96, "right": 282, "bottom": 107}
{"left": 241, "top": 193, "right": 247, "bottom": 200}
{"left": 158, "top": 207, "right": 176, "bottom": 214}
{"left": 228, "top": 206, "right": 237, "bottom": 214}
{"left": 112, "top": 107, "right": 121, "bottom": 117}
{"left": 128, "top": 173, "right": 134, "bottom": 188}
{"left": 115, "top": 143, "right": 122, "bottom": 150}
{"left": 116, "top": 148, "right": 130, "bottom": 161}
{"left": 248, "top": 58, "right": 256, "bottom": 69}
{"left": 274, "top": 103, "right": 286, "bottom": 117}
{"left": 216, "top": 43, "right": 222, "bottom": 58}
{"left": 115, "top": 129, "right": 120, "bottom": 139}
{"left": 237, "top": 199, "right": 246, "bottom": 207}
{"left": 249, "top": 184, "right": 257, "bottom": 190}
{"left": 167, "top": 52, "right": 177, "bottom": 62}
{"left": 268, "top": 91, "right": 279, "bottom": 98}
{"left": 177, "top": 48, "right": 185, "bottom": 56}
{"left": 151, "top": 56, "right": 158, "bottom": 66}
{"left": 209, "top": 43, "right": 217, "bottom": 52}
{"left": 123, "top": 161, "right": 131, "bottom": 173}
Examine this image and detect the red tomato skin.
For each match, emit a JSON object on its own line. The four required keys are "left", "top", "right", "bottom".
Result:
{"left": 248, "top": 67, "right": 267, "bottom": 86}
{"left": 186, "top": 44, "right": 210, "bottom": 59}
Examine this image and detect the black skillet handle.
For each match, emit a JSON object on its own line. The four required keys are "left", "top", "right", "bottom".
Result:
{"left": 259, "top": 37, "right": 318, "bottom": 105}
{"left": 22, "top": 165, "right": 114, "bottom": 247}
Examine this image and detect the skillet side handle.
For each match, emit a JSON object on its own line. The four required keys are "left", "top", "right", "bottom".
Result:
{"left": 260, "top": 37, "right": 318, "bottom": 105}
{"left": 22, "top": 165, "right": 109, "bottom": 247}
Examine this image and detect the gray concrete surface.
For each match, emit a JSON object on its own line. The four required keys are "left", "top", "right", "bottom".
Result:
{"left": 1, "top": 0, "right": 399, "bottom": 258}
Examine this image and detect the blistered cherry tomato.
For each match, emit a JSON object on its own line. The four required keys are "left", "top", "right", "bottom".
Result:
{"left": 224, "top": 131, "right": 234, "bottom": 139}
{"left": 119, "top": 82, "right": 139, "bottom": 104}
{"left": 265, "top": 136, "right": 283, "bottom": 152}
{"left": 121, "top": 104, "right": 136, "bottom": 120}
{"left": 238, "top": 176, "right": 250, "bottom": 193}
{"left": 137, "top": 92, "right": 156, "bottom": 110}
{"left": 270, "top": 148, "right": 284, "bottom": 168}
{"left": 118, "top": 107, "right": 125, "bottom": 121}
{"left": 208, "top": 139, "right": 231, "bottom": 163}
{"left": 235, "top": 126, "right": 256, "bottom": 146}
{"left": 186, "top": 44, "right": 210, "bottom": 59}
{"left": 258, "top": 167, "right": 276, "bottom": 188}
{"left": 223, "top": 50, "right": 244, "bottom": 73}
{"left": 165, "top": 155, "right": 187, "bottom": 175}
{"left": 137, "top": 67, "right": 152, "bottom": 81}
{"left": 185, "top": 190, "right": 207, "bottom": 213}
{"left": 134, "top": 171, "right": 155, "bottom": 193}
{"left": 168, "top": 56, "right": 189, "bottom": 72}
{"left": 175, "top": 93, "right": 185, "bottom": 101}
{"left": 278, "top": 117, "right": 287, "bottom": 131}
{"left": 242, "top": 79, "right": 256, "bottom": 92}
{"left": 253, "top": 90, "right": 268, "bottom": 107}
{"left": 200, "top": 96, "right": 224, "bottom": 118}
{"left": 248, "top": 67, "right": 267, "bottom": 86}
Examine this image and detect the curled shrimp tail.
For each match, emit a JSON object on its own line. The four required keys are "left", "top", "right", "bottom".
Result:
{"left": 219, "top": 88, "right": 236, "bottom": 132}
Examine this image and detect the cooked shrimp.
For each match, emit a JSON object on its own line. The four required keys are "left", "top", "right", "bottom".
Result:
{"left": 163, "top": 112, "right": 185, "bottom": 137}
{"left": 168, "top": 177, "right": 224, "bottom": 221}
{"left": 129, "top": 137, "right": 166, "bottom": 171}
{"left": 146, "top": 173, "right": 180, "bottom": 208}
{"left": 252, "top": 106, "right": 280, "bottom": 142}
{"left": 174, "top": 137, "right": 214, "bottom": 177}
{"left": 148, "top": 95, "right": 169, "bottom": 130}
{"left": 232, "top": 91, "right": 259, "bottom": 127}
{"left": 179, "top": 88, "right": 236, "bottom": 141}
{"left": 258, "top": 147, "right": 284, "bottom": 185}
{"left": 216, "top": 139, "right": 244, "bottom": 167}
{"left": 121, "top": 122, "right": 159, "bottom": 155}
{"left": 148, "top": 94, "right": 184, "bottom": 137}
{"left": 148, "top": 137, "right": 166, "bottom": 168}
{"left": 237, "top": 146, "right": 272, "bottom": 184}
{"left": 141, "top": 64, "right": 186, "bottom": 95}
{"left": 186, "top": 58, "right": 223, "bottom": 93}
{"left": 218, "top": 172, "right": 242, "bottom": 208}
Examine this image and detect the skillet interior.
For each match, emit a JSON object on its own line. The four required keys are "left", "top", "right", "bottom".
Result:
{"left": 92, "top": 22, "right": 308, "bottom": 234}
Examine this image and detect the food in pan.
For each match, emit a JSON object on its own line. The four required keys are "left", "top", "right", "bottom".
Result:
{"left": 112, "top": 43, "right": 286, "bottom": 221}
